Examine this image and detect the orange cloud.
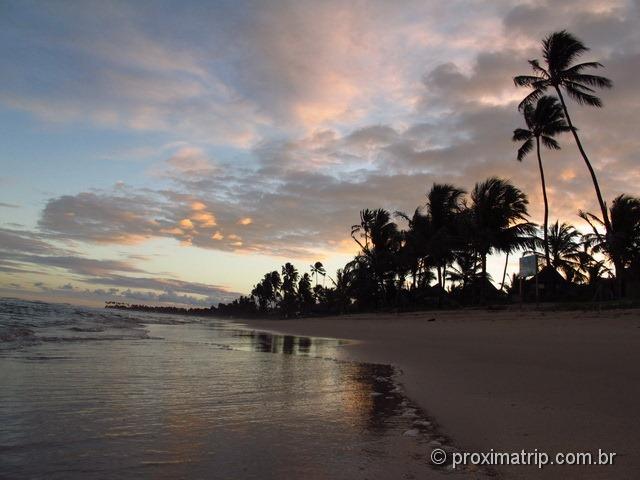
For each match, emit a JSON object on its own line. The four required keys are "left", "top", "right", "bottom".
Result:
{"left": 191, "top": 211, "right": 217, "bottom": 227}
{"left": 179, "top": 219, "right": 194, "bottom": 230}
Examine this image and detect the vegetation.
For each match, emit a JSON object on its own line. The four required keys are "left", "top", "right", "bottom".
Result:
{"left": 107, "top": 30, "right": 640, "bottom": 319}
{"left": 212, "top": 179, "right": 640, "bottom": 318}
{"left": 512, "top": 95, "right": 570, "bottom": 266}
{"left": 514, "top": 30, "right": 614, "bottom": 266}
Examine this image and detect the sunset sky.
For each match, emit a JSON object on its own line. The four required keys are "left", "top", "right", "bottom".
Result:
{"left": 1, "top": 0, "right": 638, "bottom": 306}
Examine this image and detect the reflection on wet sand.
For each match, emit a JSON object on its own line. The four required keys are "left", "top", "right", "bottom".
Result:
{"left": 1, "top": 302, "right": 486, "bottom": 479}
{"left": 228, "top": 328, "right": 343, "bottom": 357}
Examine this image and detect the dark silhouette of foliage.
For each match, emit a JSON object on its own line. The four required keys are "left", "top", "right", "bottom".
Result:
{"left": 581, "top": 194, "right": 640, "bottom": 294}
{"left": 514, "top": 30, "right": 613, "bottom": 241}
{"left": 107, "top": 30, "right": 638, "bottom": 314}
{"left": 513, "top": 95, "right": 570, "bottom": 266}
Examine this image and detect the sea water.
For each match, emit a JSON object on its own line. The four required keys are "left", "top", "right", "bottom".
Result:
{"left": 0, "top": 298, "right": 474, "bottom": 479}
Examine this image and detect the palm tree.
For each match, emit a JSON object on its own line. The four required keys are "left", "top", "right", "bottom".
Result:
{"left": 280, "top": 263, "right": 299, "bottom": 317}
{"left": 581, "top": 194, "right": 640, "bottom": 294}
{"left": 469, "top": 177, "right": 535, "bottom": 296}
{"left": 351, "top": 208, "right": 400, "bottom": 306}
{"left": 514, "top": 30, "right": 613, "bottom": 235}
{"left": 573, "top": 243, "right": 612, "bottom": 286}
{"left": 536, "top": 221, "right": 582, "bottom": 280}
{"left": 310, "top": 261, "right": 326, "bottom": 287}
{"left": 425, "top": 183, "right": 466, "bottom": 292}
{"left": 297, "top": 273, "right": 314, "bottom": 313}
{"left": 447, "top": 249, "right": 482, "bottom": 291}
{"left": 395, "top": 207, "right": 430, "bottom": 290}
{"left": 513, "top": 95, "right": 570, "bottom": 266}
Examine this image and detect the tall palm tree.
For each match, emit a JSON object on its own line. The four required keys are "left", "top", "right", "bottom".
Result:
{"left": 513, "top": 95, "right": 570, "bottom": 266}
{"left": 469, "top": 177, "right": 535, "bottom": 295}
{"left": 514, "top": 30, "right": 613, "bottom": 235}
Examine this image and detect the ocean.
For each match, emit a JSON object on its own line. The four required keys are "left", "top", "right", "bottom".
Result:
{"left": 0, "top": 298, "right": 459, "bottom": 479}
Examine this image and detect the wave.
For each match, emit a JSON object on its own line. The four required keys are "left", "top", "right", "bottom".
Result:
{"left": 0, "top": 325, "right": 36, "bottom": 343}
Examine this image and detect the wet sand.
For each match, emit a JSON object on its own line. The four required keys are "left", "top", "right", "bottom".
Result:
{"left": 246, "top": 308, "right": 640, "bottom": 479}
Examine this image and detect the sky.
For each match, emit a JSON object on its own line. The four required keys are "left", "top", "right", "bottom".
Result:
{"left": 1, "top": 0, "right": 639, "bottom": 307}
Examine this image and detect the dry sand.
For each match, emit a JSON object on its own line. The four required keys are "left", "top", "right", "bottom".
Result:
{"left": 245, "top": 308, "right": 640, "bottom": 479}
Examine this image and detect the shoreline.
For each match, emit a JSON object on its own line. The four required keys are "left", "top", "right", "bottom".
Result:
{"left": 242, "top": 309, "right": 640, "bottom": 479}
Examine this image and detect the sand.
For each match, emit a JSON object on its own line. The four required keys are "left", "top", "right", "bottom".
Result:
{"left": 245, "top": 308, "right": 640, "bottom": 479}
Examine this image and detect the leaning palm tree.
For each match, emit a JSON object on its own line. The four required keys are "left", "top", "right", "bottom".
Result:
{"left": 514, "top": 30, "right": 613, "bottom": 235}
{"left": 513, "top": 95, "right": 570, "bottom": 266}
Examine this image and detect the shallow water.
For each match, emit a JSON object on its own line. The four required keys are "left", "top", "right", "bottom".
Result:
{"left": 0, "top": 299, "right": 465, "bottom": 479}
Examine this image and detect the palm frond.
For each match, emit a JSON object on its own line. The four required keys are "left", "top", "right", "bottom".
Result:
{"left": 518, "top": 88, "right": 546, "bottom": 110}
{"left": 512, "top": 128, "right": 532, "bottom": 142}
{"left": 528, "top": 59, "right": 548, "bottom": 76}
{"left": 541, "top": 136, "right": 560, "bottom": 150}
{"left": 564, "top": 80, "right": 596, "bottom": 93}
{"left": 516, "top": 138, "right": 534, "bottom": 161}
{"left": 565, "top": 85, "right": 603, "bottom": 107}
{"left": 567, "top": 73, "right": 613, "bottom": 89}
{"left": 564, "top": 61, "right": 603, "bottom": 74}
{"left": 543, "top": 30, "right": 589, "bottom": 72}
{"left": 514, "top": 74, "right": 543, "bottom": 87}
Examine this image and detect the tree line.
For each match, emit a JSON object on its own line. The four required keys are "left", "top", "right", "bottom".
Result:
{"left": 215, "top": 31, "right": 639, "bottom": 318}
{"left": 107, "top": 31, "right": 640, "bottom": 319}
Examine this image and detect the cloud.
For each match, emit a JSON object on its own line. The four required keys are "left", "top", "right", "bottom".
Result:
{"left": 0, "top": 0, "right": 545, "bottom": 142}
{"left": 0, "top": 228, "right": 239, "bottom": 306}
{"left": 0, "top": 228, "right": 66, "bottom": 255}
{"left": 38, "top": 191, "right": 164, "bottom": 244}
{"left": 2, "top": 0, "right": 640, "bottom": 300}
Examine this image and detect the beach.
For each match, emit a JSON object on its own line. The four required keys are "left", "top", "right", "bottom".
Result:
{"left": 3, "top": 299, "right": 498, "bottom": 480}
{"left": 247, "top": 308, "right": 640, "bottom": 479}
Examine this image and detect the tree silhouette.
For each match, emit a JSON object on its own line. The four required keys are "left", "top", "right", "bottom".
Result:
{"left": 513, "top": 95, "right": 570, "bottom": 266}
{"left": 581, "top": 194, "right": 640, "bottom": 294}
{"left": 297, "top": 273, "right": 314, "bottom": 314}
{"left": 514, "top": 30, "right": 613, "bottom": 238}
{"left": 310, "top": 261, "right": 326, "bottom": 287}
{"left": 536, "top": 221, "right": 582, "bottom": 281}
{"left": 425, "top": 183, "right": 466, "bottom": 292}
{"left": 280, "top": 263, "right": 299, "bottom": 317}
{"left": 469, "top": 177, "right": 535, "bottom": 297}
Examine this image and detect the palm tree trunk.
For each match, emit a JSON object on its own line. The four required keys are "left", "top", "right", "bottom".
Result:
{"left": 500, "top": 252, "right": 509, "bottom": 292}
{"left": 481, "top": 254, "right": 487, "bottom": 300}
{"left": 442, "top": 265, "right": 447, "bottom": 291}
{"left": 554, "top": 87, "right": 612, "bottom": 234}
{"left": 535, "top": 136, "right": 551, "bottom": 267}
